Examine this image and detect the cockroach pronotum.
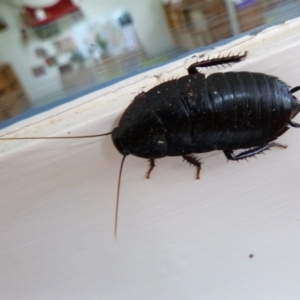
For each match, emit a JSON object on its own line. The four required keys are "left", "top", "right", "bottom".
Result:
{"left": 1, "top": 51, "right": 300, "bottom": 236}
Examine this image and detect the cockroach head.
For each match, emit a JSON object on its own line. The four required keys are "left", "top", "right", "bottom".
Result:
{"left": 112, "top": 127, "right": 130, "bottom": 156}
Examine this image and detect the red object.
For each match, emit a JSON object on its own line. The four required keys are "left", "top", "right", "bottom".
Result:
{"left": 22, "top": 0, "right": 80, "bottom": 27}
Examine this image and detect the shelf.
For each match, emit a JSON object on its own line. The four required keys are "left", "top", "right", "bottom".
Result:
{"left": 0, "top": 63, "right": 30, "bottom": 121}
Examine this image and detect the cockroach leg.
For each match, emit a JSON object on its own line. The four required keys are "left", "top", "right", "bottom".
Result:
{"left": 182, "top": 155, "right": 202, "bottom": 180}
{"left": 223, "top": 142, "right": 287, "bottom": 161}
{"left": 146, "top": 158, "right": 155, "bottom": 179}
{"left": 289, "top": 121, "right": 300, "bottom": 128}
{"left": 187, "top": 51, "right": 247, "bottom": 74}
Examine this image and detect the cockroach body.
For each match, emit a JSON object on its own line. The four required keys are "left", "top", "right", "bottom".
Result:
{"left": 112, "top": 52, "right": 300, "bottom": 180}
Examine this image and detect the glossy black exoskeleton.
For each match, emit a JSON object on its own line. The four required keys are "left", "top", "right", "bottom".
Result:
{"left": 112, "top": 52, "right": 300, "bottom": 179}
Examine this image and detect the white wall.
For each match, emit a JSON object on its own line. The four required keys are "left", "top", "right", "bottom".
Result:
{"left": 79, "top": 0, "right": 174, "bottom": 56}
{"left": 0, "top": 0, "right": 174, "bottom": 104}
{"left": 0, "top": 2, "right": 64, "bottom": 103}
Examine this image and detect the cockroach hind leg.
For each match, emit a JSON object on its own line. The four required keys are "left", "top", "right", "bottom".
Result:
{"left": 146, "top": 158, "right": 155, "bottom": 179}
{"left": 187, "top": 51, "right": 248, "bottom": 75}
{"left": 269, "top": 142, "right": 288, "bottom": 149}
{"left": 289, "top": 121, "right": 300, "bottom": 128}
{"left": 223, "top": 142, "right": 287, "bottom": 161}
{"left": 290, "top": 86, "right": 300, "bottom": 93}
{"left": 182, "top": 155, "right": 202, "bottom": 180}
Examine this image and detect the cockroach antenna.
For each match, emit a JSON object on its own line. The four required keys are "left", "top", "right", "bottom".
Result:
{"left": 0, "top": 131, "right": 124, "bottom": 238}
{"left": 0, "top": 132, "right": 112, "bottom": 140}
{"left": 115, "top": 155, "right": 126, "bottom": 239}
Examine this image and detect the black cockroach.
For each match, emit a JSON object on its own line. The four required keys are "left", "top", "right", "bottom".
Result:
{"left": 1, "top": 51, "right": 300, "bottom": 236}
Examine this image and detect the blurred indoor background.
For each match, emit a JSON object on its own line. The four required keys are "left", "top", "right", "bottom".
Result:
{"left": 0, "top": 0, "right": 299, "bottom": 124}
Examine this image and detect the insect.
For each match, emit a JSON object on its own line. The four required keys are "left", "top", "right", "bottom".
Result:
{"left": 1, "top": 51, "right": 300, "bottom": 236}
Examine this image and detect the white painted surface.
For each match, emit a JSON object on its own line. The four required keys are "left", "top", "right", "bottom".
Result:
{"left": 1, "top": 18, "right": 300, "bottom": 300}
